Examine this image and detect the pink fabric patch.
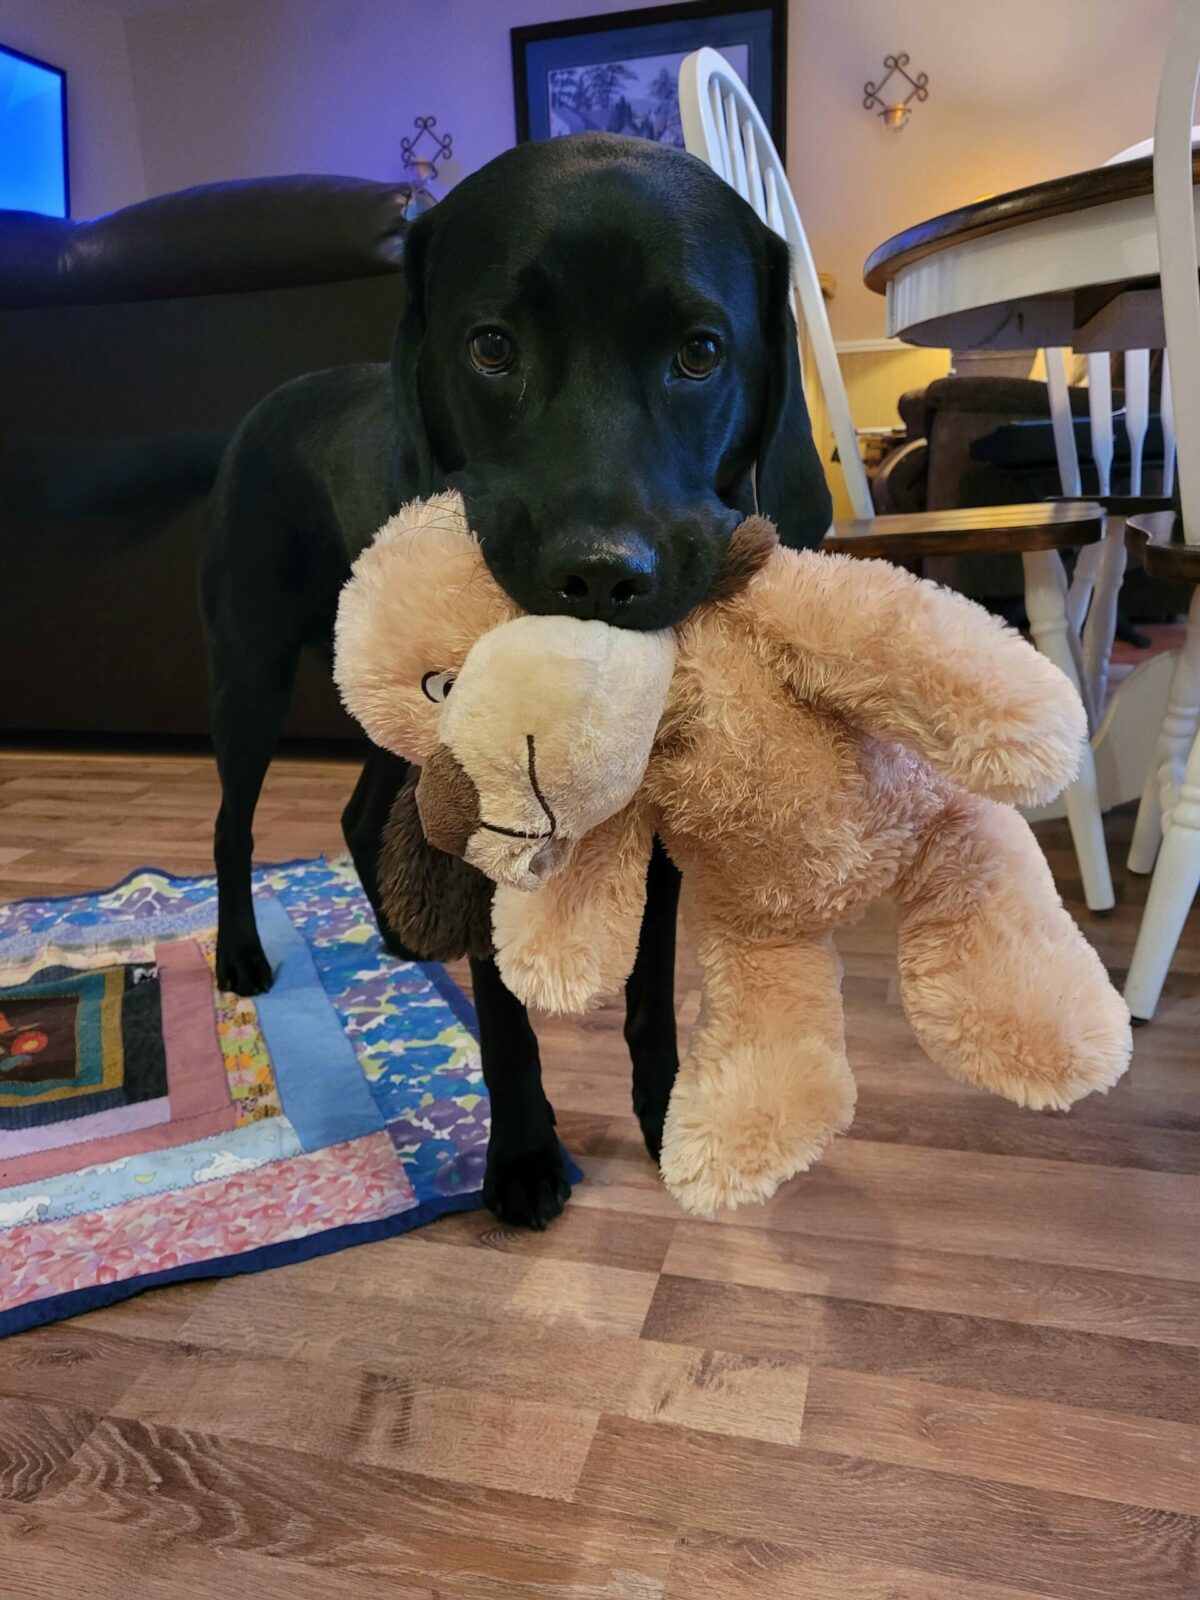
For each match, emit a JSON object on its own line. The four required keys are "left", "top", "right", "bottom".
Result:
{"left": 0, "top": 940, "right": 237, "bottom": 1187}
{"left": 0, "top": 1133, "right": 415, "bottom": 1312}
{"left": 157, "top": 938, "right": 234, "bottom": 1118}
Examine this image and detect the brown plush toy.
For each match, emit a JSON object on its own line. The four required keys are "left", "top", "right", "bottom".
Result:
{"left": 335, "top": 493, "right": 1131, "bottom": 1216}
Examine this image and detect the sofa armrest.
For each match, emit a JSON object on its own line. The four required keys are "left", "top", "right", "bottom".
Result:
{"left": 0, "top": 175, "right": 413, "bottom": 310}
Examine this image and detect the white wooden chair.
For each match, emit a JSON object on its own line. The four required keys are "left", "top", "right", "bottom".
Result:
{"left": 679, "top": 47, "right": 1114, "bottom": 912}
{"left": 1121, "top": 0, "right": 1200, "bottom": 1021}
{"left": 1040, "top": 134, "right": 1187, "bottom": 749}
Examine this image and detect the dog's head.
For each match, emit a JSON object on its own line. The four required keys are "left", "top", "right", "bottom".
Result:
{"left": 392, "top": 134, "right": 831, "bottom": 632}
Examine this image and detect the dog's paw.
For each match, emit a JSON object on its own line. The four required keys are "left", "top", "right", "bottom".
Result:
{"left": 215, "top": 936, "right": 274, "bottom": 996}
{"left": 633, "top": 1090, "right": 670, "bottom": 1164}
{"left": 483, "top": 1141, "right": 572, "bottom": 1229}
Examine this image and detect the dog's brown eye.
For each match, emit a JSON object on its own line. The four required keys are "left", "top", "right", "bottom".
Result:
{"left": 421, "top": 670, "right": 456, "bottom": 703}
{"left": 674, "top": 334, "right": 722, "bottom": 380}
{"left": 468, "top": 328, "right": 514, "bottom": 374}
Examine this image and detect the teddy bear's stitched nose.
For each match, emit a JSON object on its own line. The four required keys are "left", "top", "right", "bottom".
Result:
{"left": 416, "top": 744, "right": 481, "bottom": 858}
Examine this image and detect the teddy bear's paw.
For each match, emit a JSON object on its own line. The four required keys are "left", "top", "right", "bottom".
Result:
{"left": 903, "top": 939, "right": 1132, "bottom": 1111}
{"left": 660, "top": 1039, "right": 856, "bottom": 1216}
{"left": 495, "top": 933, "right": 604, "bottom": 1015}
{"left": 491, "top": 892, "right": 609, "bottom": 1014}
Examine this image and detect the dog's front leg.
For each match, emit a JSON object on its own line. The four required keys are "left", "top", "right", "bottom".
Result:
{"left": 472, "top": 954, "right": 571, "bottom": 1229}
{"left": 624, "top": 837, "right": 682, "bottom": 1163}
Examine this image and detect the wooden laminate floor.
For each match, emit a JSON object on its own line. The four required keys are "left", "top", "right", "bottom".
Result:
{"left": 1, "top": 747, "right": 1198, "bottom": 1600}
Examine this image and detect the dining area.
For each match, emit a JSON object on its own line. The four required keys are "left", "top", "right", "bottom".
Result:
{"left": 683, "top": 1, "right": 1200, "bottom": 1028}
{"left": 861, "top": 19, "right": 1200, "bottom": 1025}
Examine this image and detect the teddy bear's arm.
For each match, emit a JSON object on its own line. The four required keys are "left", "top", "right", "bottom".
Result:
{"left": 753, "top": 550, "right": 1088, "bottom": 806}
{"left": 491, "top": 799, "right": 656, "bottom": 1014}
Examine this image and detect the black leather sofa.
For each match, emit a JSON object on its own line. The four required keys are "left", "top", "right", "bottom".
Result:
{"left": 0, "top": 176, "right": 413, "bottom": 740}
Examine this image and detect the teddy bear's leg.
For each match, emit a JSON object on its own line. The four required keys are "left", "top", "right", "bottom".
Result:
{"left": 893, "top": 794, "right": 1131, "bottom": 1110}
{"left": 659, "top": 888, "right": 856, "bottom": 1216}
{"left": 492, "top": 801, "right": 655, "bottom": 1014}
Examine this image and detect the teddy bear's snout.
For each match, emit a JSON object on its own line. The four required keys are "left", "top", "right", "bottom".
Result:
{"left": 416, "top": 744, "right": 482, "bottom": 858}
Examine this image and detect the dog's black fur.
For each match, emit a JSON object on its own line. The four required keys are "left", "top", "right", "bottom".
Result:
{"left": 202, "top": 134, "right": 831, "bottom": 1228}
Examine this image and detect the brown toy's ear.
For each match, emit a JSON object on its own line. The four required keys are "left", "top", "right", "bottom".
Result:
{"left": 708, "top": 515, "right": 780, "bottom": 603}
{"left": 379, "top": 771, "right": 494, "bottom": 962}
{"left": 755, "top": 230, "right": 833, "bottom": 550}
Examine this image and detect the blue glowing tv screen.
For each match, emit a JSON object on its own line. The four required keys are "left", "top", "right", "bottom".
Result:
{"left": 0, "top": 44, "right": 69, "bottom": 217}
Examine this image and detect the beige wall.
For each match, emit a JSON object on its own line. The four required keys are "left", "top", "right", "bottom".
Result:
{"left": 786, "top": 0, "right": 1177, "bottom": 340}
{"left": 0, "top": 0, "right": 146, "bottom": 217}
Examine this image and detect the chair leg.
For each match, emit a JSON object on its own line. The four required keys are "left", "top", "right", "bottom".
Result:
{"left": 1128, "top": 591, "right": 1200, "bottom": 874}
{"left": 1124, "top": 721, "right": 1200, "bottom": 1020}
{"left": 1080, "top": 515, "right": 1127, "bottom": 718}
{"left": 1127, "top": 765, "right": 1164, "bottom": 875}
{"left": 1022, "top": 550, "right": 1115, "bottom": 912}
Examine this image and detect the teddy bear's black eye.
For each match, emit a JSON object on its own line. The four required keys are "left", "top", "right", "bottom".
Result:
{"left": 421, "top": 670, "right": 455, "bottom": 703}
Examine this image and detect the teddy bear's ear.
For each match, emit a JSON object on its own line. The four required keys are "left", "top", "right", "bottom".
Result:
{"left": 379, "top": 770, "right": 495, "bottom": 962}
{"left": 754, "top": 230, "right": 834, "bottom": 551}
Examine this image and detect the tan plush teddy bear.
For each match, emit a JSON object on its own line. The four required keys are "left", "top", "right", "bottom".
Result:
{"left": 335, "top": 493, "right": 1131, "bottom": 1216}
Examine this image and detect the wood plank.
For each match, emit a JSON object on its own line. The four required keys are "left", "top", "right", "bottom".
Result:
{"left": 185, "top": 1236, "right": 658, "bottom": 1336}
{"left": 665, "top": 1529, "right": 1064, "bottom": 1600}
{"left": 803, "top": 1366, "right": 1200, "bottom": 1516}
{"left": 708, "top": 1140, "right": 1200, "bottom": 1283}
{"left": 0, "top": 1399, "right": 96, "bottom": 1504}
{"left": 34, "top": 1415, "right": 676, "bottom": 1595}
{"left": 424, "top": 1194, "right": 676, "bottom": 1274}
{"left": 641, "top": 1275, "right": 1200, "bottom": 1424}
{"left": 354, "top": 1384, "right": 598, "bottom": 1501}
{"left": 576, "top": 1416, "right": 1200, "bottom": 1600}
{"left": 173, "top": 1288, "right": 808, "bottom": 1447}
{"left": 109, "top": 1326, "right": 601, "bottom": 1501}
{"left": 663, "top": 1222, "right": 1200, "bottom": 1347}
{"left": 845, "top": 1089, "right": 1200, "bottom": 1174}
{"left": 0, "top": 1325, "right": 180, "bottom": 1413}
{"left": 0, "top": 1507, "right": 439, "bottom": 1600}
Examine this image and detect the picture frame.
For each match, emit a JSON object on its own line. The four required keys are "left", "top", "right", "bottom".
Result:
{"left": 512, "top": 0, "right": 786, "bottom": 157}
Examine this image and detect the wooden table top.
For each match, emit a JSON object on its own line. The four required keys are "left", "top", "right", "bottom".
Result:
{"left": 864, "top": 151, "right": 1200, "bottom": 295}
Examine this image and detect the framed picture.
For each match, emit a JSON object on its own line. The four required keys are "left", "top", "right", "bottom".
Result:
{"left": 512, "top": 0, "right": 786, "bottom": 155}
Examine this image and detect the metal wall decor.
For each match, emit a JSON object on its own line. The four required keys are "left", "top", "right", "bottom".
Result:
{"left": 401, "top": 115, "right": 454, "bottom": 181}
{"left": 863, "top": 53, "right": 929, "bottom": 131}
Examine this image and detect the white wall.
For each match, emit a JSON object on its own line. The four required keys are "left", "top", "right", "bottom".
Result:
{"left": 0, "top": 0, "right": 146, "bottom": 216}
{"left": 110, "top": 0, "right": 1176, "bottom": 336}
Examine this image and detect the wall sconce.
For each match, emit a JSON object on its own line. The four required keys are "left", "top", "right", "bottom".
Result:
{"left": 401, "top": 115, "right": 453, "bottom": 185}
{"left": 863, "top": 54, "right": 929, "bottom": 131}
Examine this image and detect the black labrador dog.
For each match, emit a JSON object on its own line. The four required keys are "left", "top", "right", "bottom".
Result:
{"left": 202, "top": 133, "right": 831, "bottom": 1227}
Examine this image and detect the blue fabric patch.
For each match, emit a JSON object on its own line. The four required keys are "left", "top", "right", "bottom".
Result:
{"left": 252, "top": 896, "right": 386, "bottom": 1152}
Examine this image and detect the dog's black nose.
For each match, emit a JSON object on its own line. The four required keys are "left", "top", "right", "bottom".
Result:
{"left": 541, "top": 533, "right": 659, "bottom": 623}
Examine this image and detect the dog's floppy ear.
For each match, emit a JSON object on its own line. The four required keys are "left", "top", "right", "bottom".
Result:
{"left": 390, "top": 205, "right": 440, "bottom": 501}
{"left": 754, "top": 230, "right": 834, "bottom": 550}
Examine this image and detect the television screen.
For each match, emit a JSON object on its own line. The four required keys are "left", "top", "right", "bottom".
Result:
{"left": 0, "top": 44, "right": 68, "bottom": 217}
